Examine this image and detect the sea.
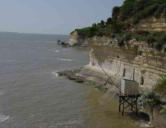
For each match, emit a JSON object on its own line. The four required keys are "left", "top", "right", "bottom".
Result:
{"left": 0, "top": 32, "right": 138, "bottom": 128}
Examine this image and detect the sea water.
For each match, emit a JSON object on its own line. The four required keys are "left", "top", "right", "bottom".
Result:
{"left": 0, "top": 32, "right": 138, "bottom": 128}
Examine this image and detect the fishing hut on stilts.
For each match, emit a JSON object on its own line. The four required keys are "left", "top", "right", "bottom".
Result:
{"left": 119, "top": 79, "right": 140, "bottom": 116}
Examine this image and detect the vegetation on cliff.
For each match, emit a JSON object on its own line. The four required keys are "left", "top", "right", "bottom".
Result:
{"left": 140, "top": 76, "right": 166, "bottom": 120}
{"left": 112, "top": 0, "right": 166, "bottom": 24}
{"left": 73, "top": 0, "right": 166, "bottom": 51}
{"left": 155, "top": 76, "right": 166, "bottom": 96}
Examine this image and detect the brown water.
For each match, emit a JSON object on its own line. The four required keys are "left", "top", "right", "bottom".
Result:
{"left": 0, "top": 32, "right": 138, "bottom": 128}
{"left": 82, "top": 87, "right": 139, "bottom": 128}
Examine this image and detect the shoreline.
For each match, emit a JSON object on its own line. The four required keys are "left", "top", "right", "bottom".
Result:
{"left": 57, "top": 65, "right": 118, "bottom": 93}
{"left": 57, "top": 66, "right": 153, "bottom": 128}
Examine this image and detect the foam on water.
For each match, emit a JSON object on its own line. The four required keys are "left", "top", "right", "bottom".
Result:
{"left": 0, "top": 114, "right": 10, "bottom": 123}
{"left": 48, "top": 48, "right": 60, "bottom": 53}
{"left": 55, "top": 119, "right": 83, "bottom": 127}
{"left": 56, "top": 58, "right": 73, "bottom": 62}
{"left": 51, "top": 49, "right": 60, "bottom": 53}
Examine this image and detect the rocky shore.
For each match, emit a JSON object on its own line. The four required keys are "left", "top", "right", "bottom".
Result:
{"left": 57, "top": 67, "right": 108, "bottom": 92}
{"left": 58, "top": 66, "right": 156, "bottom": 128}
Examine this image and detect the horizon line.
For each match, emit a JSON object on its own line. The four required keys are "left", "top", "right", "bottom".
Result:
{"left": 0, "top": 31, "right": 69, "bottom": 36}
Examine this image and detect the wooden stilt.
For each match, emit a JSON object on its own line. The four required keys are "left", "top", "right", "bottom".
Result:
{"left": 119, "top": 95, "right": 140, "bottom": 116}
{"left": 119, "top": 97, "right": 121, "bottom": 112}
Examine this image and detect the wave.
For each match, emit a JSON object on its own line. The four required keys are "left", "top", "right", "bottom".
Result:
{"left": 48, "top": 49, "right": 60, "bottom": 53}
{"left": 54, "top": 119, "right": 83, "bottom": 128}
{"left": 56, "top": 58, "right": 73, "bottom": 62}
{"left": 0, "top": 114, "right": 9, "bottom": 123}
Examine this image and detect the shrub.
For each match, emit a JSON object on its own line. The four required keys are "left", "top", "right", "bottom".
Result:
{"left": 163, "top": 8, "right": 166, "bottom": 17}
{"left": 111, "top": 22, "right": 123, "bottom": 33}
{"left": 124, "top": 33, "right": 132, "bottom": 41}
{"left": 141, "top": 91, "right": 161, "bottom": 108}
{"left": 106, "top": 18, "right": 112, "bottom": 25}
{"left": 140, "top": 91, "right": 161, "bottom": 119}
{"left": 120, "top": 0, "right": 135, "bottom": 19}
{"left": 155, "top": 76, "right": 166, "bottom": 96}
{"left": 112, "top": 6, "right": 121, "bottom": 21}
{"left": 113, "top": 0, "right": 166, "bottom": 24}
{"left": 154, "top": 4, "right": 166, "bottom": 17}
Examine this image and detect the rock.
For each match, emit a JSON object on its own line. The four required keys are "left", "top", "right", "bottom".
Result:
{"left": 140, "top": 122, "right": 154, "bottom": 128}
{"left": 57, "top": 40, "right": 69, "bottom": 47}
{"left": 57, "top": 69, "right": 85, "bottom": 83}
{"left": 68, "top": 31, "right": 88, "bottom": 47}
{"left": 57, "top": 68, "right": 107, "bottom": 89}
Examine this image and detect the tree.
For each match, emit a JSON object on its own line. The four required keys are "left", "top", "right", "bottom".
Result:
{"left": 100, "top": 20, "right": 105, "bottom": 25}
{"left": 106, "top": 17, "right": 112, "bottom": 25}
{"left": 112, "top": 6, "right": 120, "bottom": 21}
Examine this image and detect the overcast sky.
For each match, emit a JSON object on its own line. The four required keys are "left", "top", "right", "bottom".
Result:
{"left": 0, "top": 0, "right": 124, "bottom": 35}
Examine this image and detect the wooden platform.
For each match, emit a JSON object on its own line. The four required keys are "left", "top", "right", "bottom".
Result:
{"left": 119, "top": 94, "right": 140, "bottom": 116}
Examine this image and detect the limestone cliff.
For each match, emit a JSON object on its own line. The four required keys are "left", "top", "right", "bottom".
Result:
{"left": 63, "top": 0, "right": 166, "bottom": 127}
{"left": 67, "top": 31, "right": 88, "bottom": 46}
{"left": 67, "top": 0, "right": 166, "bottom": 90}
{"left": 135, "top": 17, "right": 166, "bottom": 32}
{"left": 80, "top": 37, "right": 166, "bottom": 90}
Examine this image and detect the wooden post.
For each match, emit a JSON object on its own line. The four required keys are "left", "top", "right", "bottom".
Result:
{"left": 122, "top": 97, "right": 124, "bottom": 116}
{"left": 119, "top": 96, "right": 121, "bottom": 112}
{"left": 119, "top": 95, "right": 140, "bottom": 116}
{"left": 130, "top": 98, "right": 133, "bottom": 111}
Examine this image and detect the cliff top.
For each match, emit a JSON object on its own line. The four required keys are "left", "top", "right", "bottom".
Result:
{"left": 71, "top": 0, "right": 166, "bottom": 51}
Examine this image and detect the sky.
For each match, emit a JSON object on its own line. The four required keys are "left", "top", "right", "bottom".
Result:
{"left": 0, "top": 0, "right": 124, "bottom": 35}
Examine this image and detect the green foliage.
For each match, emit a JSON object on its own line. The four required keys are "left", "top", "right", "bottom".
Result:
{"left": 113, "top": 0, "right": 166, "bottom": 24}
{"left": 75, "top": 27, "right": 91, "bottom": 38}
{"left": 160, "top": 108, "right": 166, "bottom": 114}
{"left": 111, "top": 22, "right": 123, "bottom": 33}
{"left": 140, "top": 91, "right": 161, "bottom": 108}
{"left": 133, "top": 4, "right": 158, "bottom": 24}
{"left": 76, "top": 23, "right": 112, "bottom": 38}
{"left": 100, "top": 20, "right": 105, "bottom": 26}
{"left": 120, "top": 0, "right": 136, "bottom": 21}
{"left": 155, "top": 76, "right": 166, "bottom": 96}
{"left": 74, "top": 0, "right": 166, "bottom": 51}
{"left": 135, "top": 34, "right": 148, "bottom": 41}
{"left": 112, "top": 6, "right": 121, "bottom": 20}
{"left": 140, "top": 91, "right": 161, "bottom": 119}
{"left": 154, "top": 4, "right": 166, "bottom": 17}
{"left": 106, "top": 18, "right": 112, "bottom": 25}
{"left": 133, "top": 32, "right": 166, "bottom": 51}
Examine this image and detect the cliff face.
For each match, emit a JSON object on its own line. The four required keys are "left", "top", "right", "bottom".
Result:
{"left": 67, "top": 0, "right": 166, "bottom": 89}
{"left": 68, "top": 31, "right": 88, "bottom": 46}
{"left": 67, "top": 23, "right": 166, "bottom": 89}
{"left": 135, "top": 17, "right": 166, "bottom": 32}
{"left": 85, "top": 37, "right": 166, "bottom": 90}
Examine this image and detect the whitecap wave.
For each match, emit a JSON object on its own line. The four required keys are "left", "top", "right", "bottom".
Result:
{"left": 56, "top": 58, "right": 73, "bottom": 62}
{"left": 54, "top": 50, "right": 60, "bottom": 53}
{"left": 48, "top": 49, "right": 60, "bottom": 53}
{"left": 55, "top": 119, "right": 83, "bottom": 127}
{"left": 0, "top": 114, "right": 10, "bottom": 123}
